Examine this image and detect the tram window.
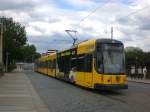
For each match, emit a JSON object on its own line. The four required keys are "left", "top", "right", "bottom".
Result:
{"left": 38, "top": 63, "right": 40, "bottom": 67}
{"left": 39, "top": 62, "right": 40, "bottom": 67}
{"left": 97, "top": 46, "right": 101, "bottom": 52}
{"left": 61, "top": 56, "right": 71, "bottom": 74}
{"left": 85, "top": 54, "right": 92, "bottom": 72}
{"left": 45, "top": 61, "right": 48, "bottom": 68}
{"left": 71, "top": 58, "right": 77, "bottom": 69}
{"left": 96, "top": 45, "right": 104, "bottom": 73}
{"left": 52, "top": 61, "right": 54, "bottom": 69}
{"left": 40, "top": 62, "right": 42, "bottom": 67}
{"left": 52, "top": 60, "right": 56, "bottom": 69}
{"left": 48, "top": 61, "right": 51, "bottom": 68}
{"left": 42, "top": 62, "right": 43, "bottom": 67}
{"left": 44, "top": 62, "right": 45, "bottom": 68}
{"left": 46, "top": 61, "right": 47, "bottom": 68}
{"left": 77, "top": 56, "right": 85, "bottom": 72}
{"left": 50, "top": 61, "right": 52, "bottom": 68}
{"left": 57, "top": 57, "right": 64, "bottom": 72}
{"left": 42, "top": 62, "right": 44, "bottom": 68}
{"left": 43, "top": 62, "right": 45, "bottom": 68}
{"left": 53, "top": 60, "right": 56, "bottom": 69}
{"left": 45, "top": 62, "right": 47, "bottom": 68}
{"left": 41, "top": 62, "right": 43, "bottom": 68}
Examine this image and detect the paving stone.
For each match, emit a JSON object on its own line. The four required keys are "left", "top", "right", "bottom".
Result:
{"left": 0, "top": 71, "right": 49, "bottom": 112}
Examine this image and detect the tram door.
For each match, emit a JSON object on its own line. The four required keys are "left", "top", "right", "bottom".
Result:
{"left": 84, "top": 54, "right": 93, "bottom": 87}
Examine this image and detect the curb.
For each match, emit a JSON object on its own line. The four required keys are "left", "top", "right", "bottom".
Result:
{"left": 127, "top": 80, "right": 150, "bottom": 84}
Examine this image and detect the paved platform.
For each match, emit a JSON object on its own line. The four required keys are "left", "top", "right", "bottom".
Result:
{"left": 0, "top": 71, "right": 49, "bottom": 112}
{"left": 127, "top": 77, "right": 150, "bottom": 84}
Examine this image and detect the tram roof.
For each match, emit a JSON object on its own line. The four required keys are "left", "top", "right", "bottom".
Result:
{"left": 57, "top": 38, "right": 123, "bottom": 53}
{"left": 39, "top": 38, "right": 123, "bottom": 58}
{"left": 96, "top": 38, "right": 123, "bottom": 44}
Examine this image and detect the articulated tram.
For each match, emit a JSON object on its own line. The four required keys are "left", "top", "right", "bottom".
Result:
{"left": 35, "top": 39, "right": 128, "bottom": 89}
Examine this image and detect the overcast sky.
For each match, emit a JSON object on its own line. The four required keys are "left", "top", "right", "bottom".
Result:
{"left": 0, "top": 0, "right": 150, "bottom": 53}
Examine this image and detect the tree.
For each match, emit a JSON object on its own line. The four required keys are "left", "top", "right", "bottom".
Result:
{"left": 0, "top": 17, "right": 40, "bottom": 71}
{"left": 125, "top": 47, "right": 143, "bottom": 68}
{"left": 21, "top": 44, "right": 41, "bottom": 62}
{"left": 125, "top": 46, "right": 150, "bottom": 78}
{"left": 0, "top": 17, "right": 27, "bottom": 70}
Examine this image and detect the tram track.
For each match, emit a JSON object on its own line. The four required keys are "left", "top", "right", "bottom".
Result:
{"left": 92, "top": 90, "right": 127, "bottom": 104}
{"left": 26, "top": 71, "right": 150, "bottom": 112}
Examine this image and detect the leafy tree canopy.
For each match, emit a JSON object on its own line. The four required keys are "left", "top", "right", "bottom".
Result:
{"left": 125, "top": 46, "right": 150, "bottom": 78}
{"left": 0, "top": 17, "right": 40, "bottom": 71}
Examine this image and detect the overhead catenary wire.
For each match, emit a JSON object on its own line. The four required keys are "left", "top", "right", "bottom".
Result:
{"left": 76, "top": 0, "right": 112, "bottom": 29}
{"left": 116, "top": 4, "right": 150, "bottom": 22}
{"left": 76, "top": 0, "right": 150, "bottom": 28}
{"left": 73, "top": 1, "right": 150, "bottom": 41}
{"left": 112, "top": 4, "right": 150, "bottom": 42}
{"left": 113, "top": 4, "right": 150, "bottom": 32}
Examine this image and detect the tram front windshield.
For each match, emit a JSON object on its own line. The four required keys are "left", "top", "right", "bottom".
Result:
{"left": 97, "top": 43, "right": 125, "bottom": 74}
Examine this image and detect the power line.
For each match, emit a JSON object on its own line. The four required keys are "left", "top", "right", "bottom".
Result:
{"left": 114, "top": 4, "right": 150, "bottom": 31}
{"left": 112, "top": 4, "right": 150, "bottom": 42}
{"left": 116, "top": 4, "right": 150, "bottom": 22}
{"left": 73, "top": 1, "right": 150, "bottom": 41}
{"left": 76, "top": 0, "right": 112, "bottom": 29}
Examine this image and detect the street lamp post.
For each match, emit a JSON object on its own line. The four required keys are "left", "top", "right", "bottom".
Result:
{"left": 0, "top": 23, "right": 4, "bottom": 76}
{"left": 5, "top": 52, "right": 9, "bottom": 72}
{"left": 136, "top": 56, "right": 138, "bottom": 67}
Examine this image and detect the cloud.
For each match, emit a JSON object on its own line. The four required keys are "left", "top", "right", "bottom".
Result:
{"left": 0, "top": 0, "right": 150, "bottom": 52}
{"left": 64, "top": 0, "right": 96, "bottom": 7}
{"left": 0, "top": 0, "right": 35, "bottom": 10}
{"left": 28, "top": 33, "right": 73, "bottom": 53}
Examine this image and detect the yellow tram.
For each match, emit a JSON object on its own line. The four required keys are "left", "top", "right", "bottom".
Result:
{"left": 35, "top": 39, "right": 128, "bottom": 89}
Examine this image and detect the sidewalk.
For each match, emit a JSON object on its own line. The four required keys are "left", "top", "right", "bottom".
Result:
{"left": 127, "top": 77, "right": 150, "bottom": 84}
{"left": 0, "top": 71, "right": 49, "bottom": 112}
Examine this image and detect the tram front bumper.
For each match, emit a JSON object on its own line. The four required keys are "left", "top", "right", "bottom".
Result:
{"left": 94, "top": 84, "right": 128, "bottom": 90}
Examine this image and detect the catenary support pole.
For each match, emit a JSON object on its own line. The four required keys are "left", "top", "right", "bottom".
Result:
{"left": 0, "top": 23, "right": 4, "bottom": 76}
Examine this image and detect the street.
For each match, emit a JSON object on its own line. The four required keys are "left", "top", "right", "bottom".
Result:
{"left": 26, "top": 71, "right": 150, "bottom": 112}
